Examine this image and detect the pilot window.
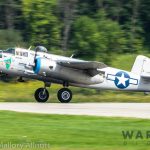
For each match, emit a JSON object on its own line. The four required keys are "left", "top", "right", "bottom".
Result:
{"left": 16, "top": 51, "right": 28, "bottom": 57}
{"left": 23, "top": 52, "right": 28, "bottom": 57}
{"left": 16, "top": 51, "right": 19, "bottom": 56}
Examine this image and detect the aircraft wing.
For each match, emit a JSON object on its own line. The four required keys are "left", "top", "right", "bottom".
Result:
{"left": 57, "top": 60, "right": 107, "bottom": 76}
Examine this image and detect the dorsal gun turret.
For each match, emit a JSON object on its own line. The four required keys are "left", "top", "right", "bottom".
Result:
{"left": 35, "top": 46, "right": 47, "bottom": 53}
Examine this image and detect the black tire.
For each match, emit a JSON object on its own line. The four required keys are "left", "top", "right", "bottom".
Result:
{"left": 34, "top": 88, "right": 49, "bottom": 103}
{"left": 57, "top": 88, "right": 72, "bottom": 103}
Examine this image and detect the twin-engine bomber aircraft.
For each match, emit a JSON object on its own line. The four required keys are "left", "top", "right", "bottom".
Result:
{"left": 0, "top": 46, "right": 149, "bottom": 103}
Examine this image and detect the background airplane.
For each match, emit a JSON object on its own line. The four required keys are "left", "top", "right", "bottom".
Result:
{"left": 0, "top": 46, "right": 149, "bottom": 103}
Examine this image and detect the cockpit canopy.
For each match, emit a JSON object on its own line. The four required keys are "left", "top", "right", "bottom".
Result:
{"left": 0, "top": 50, "right": 2, "bottom": 58}
{"left": 0, "top": 46, "right": 48, "bottom": 58}
{"left": 0, "top": 48, "right": 15, "bottom": 58}
{"left": 3, "top": 48, "right": 15, "bottom": 55}
{"left": 0, "top": 48, "right": 29, "bottom": 58}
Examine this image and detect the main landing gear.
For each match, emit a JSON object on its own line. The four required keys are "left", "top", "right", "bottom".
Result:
{"left": 34, "top": 88, "right": 49, "bottom": 103}
{"left": 57, "top": 88, "right": 72, "bottom": 103}
{"left": 34, "top": 82, "right": 72, "bottom": 103}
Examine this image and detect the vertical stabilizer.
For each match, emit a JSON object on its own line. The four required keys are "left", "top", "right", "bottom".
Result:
{"left": 131, "top": 55, "right": 148, "bottom": 75}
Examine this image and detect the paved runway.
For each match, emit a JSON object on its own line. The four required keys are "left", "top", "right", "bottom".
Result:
{"left": 0, "top": 103, "right": 149, "bottom": 119}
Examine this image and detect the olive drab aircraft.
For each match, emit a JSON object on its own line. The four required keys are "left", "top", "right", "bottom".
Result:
{"left": 0, "top": 46, "right": 149, "bottom": 103}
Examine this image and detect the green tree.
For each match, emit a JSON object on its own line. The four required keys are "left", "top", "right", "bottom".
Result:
{"left": 71, "top": 16, "right": 102, "bottom": 59}
{"left": 22, "top": 0, "right": 61, "bottom": 50}
{"left": 0, "top": 30, "right": 26, "bottom": 49}
{"left": 58, "top": 0, "right": 78, "bottom": 51}
{"left": 140, "top": 0, "right": 150, "bottom": 48}
{"left": 0, "top": 0, "right": 20, "bottom": 29}
{"left": 71, "top": 12, "right": 127, "bottom": 61}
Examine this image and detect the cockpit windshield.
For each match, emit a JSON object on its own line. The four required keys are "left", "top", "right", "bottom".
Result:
{"left": 0, "top": 50, "right": 2, "bottom": 58}
{"left": 3, "top": 48, "right": 15, "bottom": 55}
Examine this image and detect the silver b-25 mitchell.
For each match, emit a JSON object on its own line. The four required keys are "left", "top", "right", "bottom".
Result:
{"left": 0, "top": 46, "right": 149, "bottom": 103}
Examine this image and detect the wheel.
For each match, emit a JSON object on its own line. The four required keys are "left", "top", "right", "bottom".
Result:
{"left": 34, "top": 88, "right": 49, "bottom": 103}
{"left": 57, "top": 88, "right": 72, "bottom": 103}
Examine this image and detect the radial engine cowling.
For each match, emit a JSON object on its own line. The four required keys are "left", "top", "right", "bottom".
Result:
{"left": 34, "top": 57, "right": 56, "bottom": 76}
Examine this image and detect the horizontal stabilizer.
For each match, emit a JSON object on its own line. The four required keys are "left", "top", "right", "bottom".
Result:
{"left": 141, "top": 72, "right": 150, "bottom": 79}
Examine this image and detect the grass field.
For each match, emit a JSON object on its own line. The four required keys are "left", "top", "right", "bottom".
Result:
{"left": 0, "top": 111, "right": 149, "bottom": 150}
{"left": 1, "top": 53, "right": 150, "bottom": 103}
{"left": 1, "top": 81, "right": 150, "bottom": 103}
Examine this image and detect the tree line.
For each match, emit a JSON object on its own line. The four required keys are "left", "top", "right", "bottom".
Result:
{"left": 0, "top": 0, "right": 150, "bottom": 61}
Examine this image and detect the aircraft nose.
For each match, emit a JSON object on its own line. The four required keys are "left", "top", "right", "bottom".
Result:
{"left": 0, "top": 53, "right": 4, "bottom": 70}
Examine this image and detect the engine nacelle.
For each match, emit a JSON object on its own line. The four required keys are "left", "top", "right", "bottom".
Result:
{"left": 34, "top": 57, "right": 104, "bottom": 85}
{"left": 34, "top": 57, "right": 56, "bottom": 75}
